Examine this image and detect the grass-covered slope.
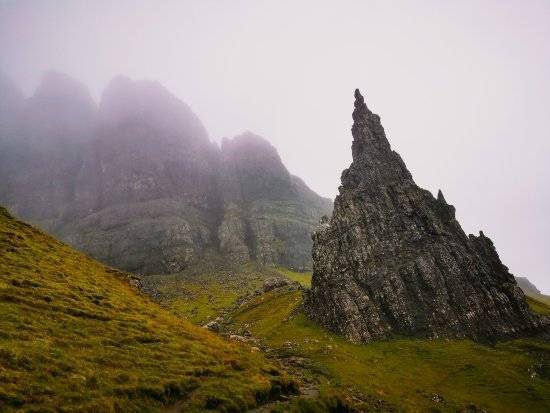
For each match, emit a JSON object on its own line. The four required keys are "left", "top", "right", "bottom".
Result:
{"left": 523, "top": 291, "right": 550, "bottom": 317}
{"left": 527, "top": 296, "right": 550, "bottom": 316}
{"left": 140, "top": 261, "right": 310, "bottom": 325}
{"left": 142, "top": 262, "right": 268, "bottom": 324}
{"left": 144, "top": 265, "right": 550, "bottom": 411}
{"left": 231, "top": 288, "right": 550, "bottom": 412}
{"left": 0, "top": 207, "right": 291, "bottom": 412}
{"left": 515, "top": 276, "right": 550, "bottom": 316}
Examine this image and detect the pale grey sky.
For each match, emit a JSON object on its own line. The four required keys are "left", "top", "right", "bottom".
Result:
{"left": 1, "top": 0, "right": 549, "bottom": 292}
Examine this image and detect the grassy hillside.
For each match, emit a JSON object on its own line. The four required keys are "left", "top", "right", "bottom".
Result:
{"left": 144, "top": 265, "right": 550, "bottom": 411}
{"left": 140, "top": 262, "right": 267, "bottom": 324}
{"left": 230, "top": 289, "right": 550, "bottom": 412}
{"left": 140, "top": 263, "right": 310, "bottom": 324}
{"left": 274, "top": 267, "right": 311, "bottom": 288}
{"left": 515, "top": 276, "right": 550, "bottom": 316}
{"left": 0, "top": 207, "right": 294, "bottom": 412}
{"left": 527, "top": 296, "right": 550, "bottom": 316}
{"left": 523, "top": 292, "right": 550, "bottom": 316}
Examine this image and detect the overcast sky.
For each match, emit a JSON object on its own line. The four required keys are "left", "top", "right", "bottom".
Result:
{"left": 1, "top": 0, "right": 549, "bottom": 292}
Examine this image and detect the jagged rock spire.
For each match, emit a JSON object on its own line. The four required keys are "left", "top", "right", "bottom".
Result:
{"left": 304, "top": 90, "right": 546, "bottom": 343}
{"left": 347, "top": 89, "right": 412, "bottom": 189}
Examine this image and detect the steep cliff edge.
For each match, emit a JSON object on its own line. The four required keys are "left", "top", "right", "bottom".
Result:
{"left": 305, "top": 89, "right": 545, "bottom": 343}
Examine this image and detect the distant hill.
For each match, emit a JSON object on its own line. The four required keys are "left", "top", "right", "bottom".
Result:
{"left": 516, "top": 276, "right": 550, "bottom": 316}
{"left": 0, "top": 206, "right": 293, "bottom": 411}
{"left": 516, "top": 276, "right": 542, "bottom": 295}
{"left": 0, "top": 72, "right": 331, "bottom": 274}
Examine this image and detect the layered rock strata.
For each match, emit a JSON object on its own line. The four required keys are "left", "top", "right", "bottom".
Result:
{"left": 305, "top": 89, "right": 544, "bottom": 342}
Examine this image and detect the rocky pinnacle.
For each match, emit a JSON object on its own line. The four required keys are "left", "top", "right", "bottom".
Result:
{"left": 304, "top": 89, "right": 545, "bottom": 343}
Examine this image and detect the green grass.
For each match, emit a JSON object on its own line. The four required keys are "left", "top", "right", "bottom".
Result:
{"left": 516, "top": 281, "right": 550, "bottom": 316}
{"left": 527, "top": 295, "right": 550, "bottom": 316}
{"left": 275, "top": 267, "right": 311, "bottom": 287}
{"left": 231, "top": 288, "right": 550, "bottom": 412}
{"left": 141, "top": 262, "right": 271, "bottom": 324}
{"left": 141, "top": 263, "right": 310, "bottom": 324}
{"left": 0, "top": 207, "right": 293, "bottom": 412}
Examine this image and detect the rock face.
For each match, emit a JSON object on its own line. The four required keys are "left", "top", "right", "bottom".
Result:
{"left": 59, "top": 76, "right": 220, "bottom": 274}
{"left": 304, "top": 89, "right": 544, "bottom": 343}
{"left": 0, "top": 71, "right": 24, "bottom": 144}
{"left": 219, "top": 132, "right": 332, "bottom": 269}
{"left": 0, "top": 72, "right": 331, "bottom": 274}
{"left": 0, "top": 71, "right": 96, "bottom": 229}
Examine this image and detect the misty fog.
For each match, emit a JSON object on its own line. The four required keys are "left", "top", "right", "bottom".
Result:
{"left": 1, "top": 0, "right": 549, "bottom": 292}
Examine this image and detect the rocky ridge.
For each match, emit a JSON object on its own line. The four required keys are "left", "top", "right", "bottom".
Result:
{"left": 0, "top": 72, "right": 331, "bottom": 274}
{"left": 304, "top": 89, "right": 545, "bottom": 343}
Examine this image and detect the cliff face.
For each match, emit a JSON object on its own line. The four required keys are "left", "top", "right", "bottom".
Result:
{"left": 0, "top": 72, "right": 24, "bottom": 144}
{"left": 0, "top": 73, "right": 331, "bottom": 274}
{"left": 0, "top": 71, "right": 96, "bottom": 228}
{"left": 219, "top": 133, "right": 332, "bottom": 269}
{"left": 304, "top": 89, "right": 544, "bottom": 343}
{"left": 53, "top": 76, "right": 221, "bottom": 274}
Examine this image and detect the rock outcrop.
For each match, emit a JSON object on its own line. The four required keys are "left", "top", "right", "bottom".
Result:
{"left": 0, "top": 72, "right": 331, "bottom": 274}
{"left": 219, "top": 132, "right": 332, "bottom": 269}
{"left": 59, "top": 76, "right": 220, "bottom": 274}
{"left": 305, "top": 89, "right": 544, "bottom": 343}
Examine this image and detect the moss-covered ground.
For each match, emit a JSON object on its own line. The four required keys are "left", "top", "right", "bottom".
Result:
{"left": 140, "top": 263, "right": 311, "bottom": 324}
{"left": 527, "top": 294, "right": 550, "bottom": 316}
{"left": 145, "top": 263, "right": 550, "bottom": 411}
{"left": 274, "top": 267, "right": 312, "bottom": 288}
{"left": 230, "top": 288, "right": 550, "bottom": 412}
{"left": 0, "top": 207, "right": 293, "bottom": 412}
{"left": 140, "top": 262, "right": 266, "bottom": 324}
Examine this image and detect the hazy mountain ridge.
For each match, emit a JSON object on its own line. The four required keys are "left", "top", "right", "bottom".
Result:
{"left": 516, "top": 276, "right": 542, "bottom": 295}
{"left": 0, "top": 71, "right": 332, "bottom": 274}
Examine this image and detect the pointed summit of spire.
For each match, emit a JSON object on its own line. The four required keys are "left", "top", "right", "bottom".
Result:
{"left": 354, "top": 88, "right": 365, "bottom": 108}
{"left": 352, "top": 88, "right": 371, "bottom": 126}
{"left": 350, "top": 88, "right": 398, "bottom": 164}
{"left": 437, "top": 189, "right": 447, "bottom": 204}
